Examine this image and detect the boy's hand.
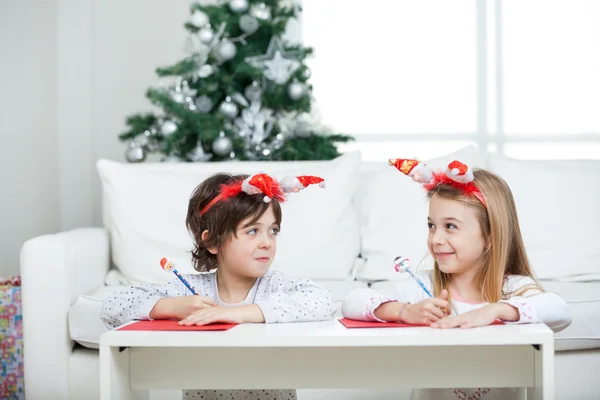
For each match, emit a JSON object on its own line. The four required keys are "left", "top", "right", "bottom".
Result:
{"left": 431, "top": 303, "right": 516, "bottom": 329}
{"left": 150, "top": 295, "right": 216, "bottom": 320}
{"left": 179, "top": 304, "right": 265, "bottom": 326}
{"left": 399, "top": 289, "right": 450, "bottom": 325}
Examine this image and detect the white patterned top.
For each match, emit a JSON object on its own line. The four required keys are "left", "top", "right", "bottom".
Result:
{"left": 101, "top": 269, "right": 335, "bottom": 400}
{"left": 342, "top": 270, "right": 572, "bottom": 400}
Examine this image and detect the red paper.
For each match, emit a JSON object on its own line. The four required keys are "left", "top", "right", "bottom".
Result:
{"left": 339, "top": 318, "right": 427, "bottom": 328}
{"left": 117, "top": 320, "right": 238, "bottom": 331}
{"left": 339, "top": 318, "right": 504, "bottom": 328}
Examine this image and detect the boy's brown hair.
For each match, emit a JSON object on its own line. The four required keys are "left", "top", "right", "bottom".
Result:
{"left": 186, "top": 173, "right": 282, "bottom": 272}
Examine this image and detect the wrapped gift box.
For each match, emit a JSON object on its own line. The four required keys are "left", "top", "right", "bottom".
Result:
{"left": 0, "top": 276, "right": 24, "bottom": 399}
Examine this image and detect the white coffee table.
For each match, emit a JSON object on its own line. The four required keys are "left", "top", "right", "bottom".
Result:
{"left": 100, "top": 320, "right": 555, "bottom": 400}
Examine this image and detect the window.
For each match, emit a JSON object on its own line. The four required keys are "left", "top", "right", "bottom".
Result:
{"left": 302, "top": 0, "right": 600, "bottom": 160}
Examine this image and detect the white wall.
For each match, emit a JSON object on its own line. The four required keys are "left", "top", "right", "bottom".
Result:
{"left": 0, "top": 0, "right": 59, "bottom": 277}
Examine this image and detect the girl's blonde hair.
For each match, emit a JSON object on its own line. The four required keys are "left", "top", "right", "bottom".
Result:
{"left": 428, "top": 169, "right": 540, "bottom": 303}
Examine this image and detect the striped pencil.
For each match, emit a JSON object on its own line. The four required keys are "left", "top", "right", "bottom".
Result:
{"left": 160, "top": 257, "right": 198, "bottom": 295}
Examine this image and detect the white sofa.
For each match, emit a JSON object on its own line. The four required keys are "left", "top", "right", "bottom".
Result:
{"left": 21, "top": 146, "right": 600, "bottom": 400}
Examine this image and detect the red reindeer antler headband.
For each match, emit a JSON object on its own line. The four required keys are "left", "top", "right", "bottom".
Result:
{"left": 389, "top": 159, "right": 487, "bottom": 208}
{"left": 200, "top": 173, "right": 325, "bottom": 216}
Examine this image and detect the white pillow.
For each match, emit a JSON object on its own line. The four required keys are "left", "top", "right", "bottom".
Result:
{"left": 488, "top": 154, "right": 600, "bottom": 281}
{"left": 353, "top": 145, "right": 481, "bottom": 281}
{"left": 97, "top": 151, "right": 361, "bottom": 284}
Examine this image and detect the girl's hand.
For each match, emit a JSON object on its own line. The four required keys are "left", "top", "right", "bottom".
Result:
{"left": 399, "top": 290, "right": 450, "bottom": 325}
{"left": 179, "top": 304, "right": 265, "bottom": 326}
{"left": 150, "top": 295, "right": 216, "bottom": 320}
{"left": 431, "top": 303, "right": 515, "bottom": 329}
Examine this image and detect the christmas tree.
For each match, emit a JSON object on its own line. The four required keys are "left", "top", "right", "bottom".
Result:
{"left": 119, "top": 0, "right": 353, "bottom": 163}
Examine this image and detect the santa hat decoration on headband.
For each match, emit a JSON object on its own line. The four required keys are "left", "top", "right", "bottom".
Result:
{"left": 388, "top": 158, "right": 433, "bottom": 184}
{"left": 390, "top": 158, "right": 487, "bottom": 208}
{"left": 280, "top": 175, "right": 326, "bottom": 193}
{"left": 200, "top": 172, "right": 325, "bottom": 215}
{"left": 241, "top": 173, "right": 285, "bottom": 203}
{"left": 446, "top": 160, "right": 474, "bottom": 184}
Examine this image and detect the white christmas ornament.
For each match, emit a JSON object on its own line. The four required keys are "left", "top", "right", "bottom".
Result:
{"left": 245, "top": 37, "right": 302, "bottom": 84}
{"left": 195, "top": 95, "right": 213, "bottom": 113}
{"left": 160, "top": 120, "right": 177, "bottom": 136}
{"left": 191, "top": 11, "right": 209, "bottom": 27}
{"left": 219, "top": 96, "right": 238, "bottom": 119}
{"left": 244, "top": 81, "right": 262, "bottom": 102}
{"left": 198, "top": 28, "right": 214, "bottom": 44}
{"left": 197, "top": 64, "right": 214, "bottom": 78}
{"left": 217, "top": 40, "right": 237, "bottom": 61}
{"left": 287, "top": 81, "right": 305, "bottom": 100}
{"left": 212, "top": 132, "right": 233, "bottom": 156}
{"left": 229, "top": 0, "right": 249, "bottom": 13}
{"left": 234, "top": 100, "right": 274, "bottom": 144}
{"left": 125, "top": 145, "right": 146, "bottom": 163}
{"left": 249, "top": 3, "right": 271, "bottom": 20}
{"left": 188, "top": 142, "right": 212, "bottom": 162}
{"left": 239, "top": 15, "right": 259, "bottom": 34}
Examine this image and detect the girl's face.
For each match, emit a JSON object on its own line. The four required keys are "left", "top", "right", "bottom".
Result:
{"left": 427, "top": 194, "right": 486, "bottom": 277}
{"left": 217, "top": 204, "right": 280, "bottom": 278}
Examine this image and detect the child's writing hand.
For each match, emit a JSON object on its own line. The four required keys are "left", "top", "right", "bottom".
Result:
{"left": 149, "top": 295, "right": 216, "bottom": 320}
{"left": 178, "top": 304, "right": 265, "bottom": 326}
{"left": 430, "top": 303, "right": 517, "bottom": 329}
{"left": 399, "top": 289, "right": 449, "bottom": 325}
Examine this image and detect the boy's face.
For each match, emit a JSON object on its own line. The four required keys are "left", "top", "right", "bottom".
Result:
{"left": 217, "top": 204, "right": 279, "bottom": 278}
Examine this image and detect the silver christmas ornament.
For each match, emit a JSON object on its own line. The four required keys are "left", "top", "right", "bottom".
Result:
{"left": 250, "top": 3, "right": 271, "bottom": 20}
{"left": 287, "top": 81, "right": 305, "bottom": 100}
{"left": 278, "top": 111, "right": 314, "bottom": 138}
{"left": 160, "top": 120, "right": 178, "bottom": 136}
{"left": 125, "top": 145, "right": 146, "bottom": 163}
{"left": 294, "top": 113, "right": 313, "bottom": 137}
{"left": 197, "top": 64, "right": 214, "bottom": 78}
{"left": 217, "top": 40, "right": 237, "bottom": 61}
{"left": 302, "top": 67, "right": 312, "bottom": 79}
{"left": 195, "top": 95, "right": 213, "bottom": 113}
{"left": 188, "top": 143, "right": 212, "bottom": 162}
{"left": 191, "top": 11, "right": 209, "bottom": 27}
{"left": 231, "top": 92, "right": 249, "bottom": 107}
{"left": 239, "top": 15, "right": 259, "bottom": 34}
{"left": 219, "top": 96, "right": 238, "bottom": 119}
{"left": 212, "top": 133, "right": 233, "bottom": 156}
{"left": 245, "top": 37, "right": 301, "bottom": 84}
{"left": 171, "top": 92, "right": 185, "bottom": 103}
{"left": 229, "top": 0, "right": 249, "bottom": 13}
{"left": 234, "top": 100, "right": 274, "bottom": 144}
{"left": 198, "top": 28, "right": 214, "bottom": 44}
{"left": 133, "top": 133, "right": 150, "bottom": 147}
{"left": 244, "top": 81, "right": 262, "bottom": 102}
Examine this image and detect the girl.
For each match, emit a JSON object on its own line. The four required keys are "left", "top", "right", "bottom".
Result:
{"left": 102, "top": 172, "right": 335, "bottom": 400}
{"left": 342, "top": 159, "right": 571, "bottom": 400}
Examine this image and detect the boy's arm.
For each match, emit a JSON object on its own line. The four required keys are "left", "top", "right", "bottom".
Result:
{"left": 100, "top": 274, "right": 211, "bottom": 329}
{"left": 254, "top": 271, "right": 336, "bottom": 323}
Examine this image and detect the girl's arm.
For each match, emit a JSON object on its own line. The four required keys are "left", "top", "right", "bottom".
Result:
{"left": 254, "top": 271, "right": 336, "bottom": 323}
{"left": 342, "top": 288, "right": 397, "bottom": 322}
{"left": 343, "top": 271, "right": 433, "bottom": 322}
{"left": 100, "top": 274, "right": 212, "bottom": 329}
{"left": 500, "top": 276, "right": 572, "bottom": 332}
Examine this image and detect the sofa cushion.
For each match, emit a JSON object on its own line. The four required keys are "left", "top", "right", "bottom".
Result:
{"left": 353, "top": 145, "right": 481, "bottom": 281}
{"left": 97, "top": 151, "right": 361, "bottom": 284}
{"left": 369, "top": 279, "right": 600, "bottom": 351}
{"left": 68, "top": 278, "right": 368, "bottom": 349}
{"left": 488, "top": 154, "right": 600, "bottom": 281}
